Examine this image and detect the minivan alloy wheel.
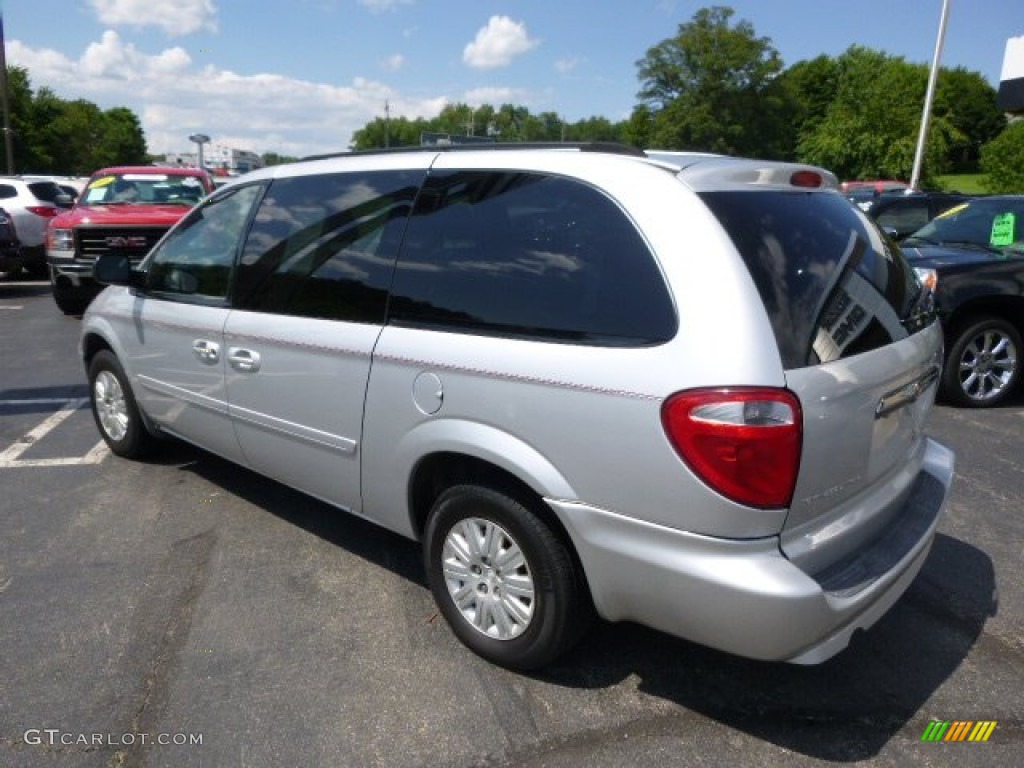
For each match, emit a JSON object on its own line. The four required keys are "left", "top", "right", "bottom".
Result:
{"left": 93, "top": 370, "right": 129, "bottom": 442}
{"left": 441, "top": 517, "right": 536, "bottom": 640}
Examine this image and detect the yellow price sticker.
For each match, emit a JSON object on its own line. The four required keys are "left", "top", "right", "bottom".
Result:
{"left": 89, "top": 175, "right": 116, "bottom": 189}
{"left": 936, "top": 203, "right": 969, "bottom": 219}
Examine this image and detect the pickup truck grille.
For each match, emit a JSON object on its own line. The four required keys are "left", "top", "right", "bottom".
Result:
{"left": 74, "top": 226, "right": 169, "bottom": 264}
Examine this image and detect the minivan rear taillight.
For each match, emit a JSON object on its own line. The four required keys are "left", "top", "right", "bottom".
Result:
{"left": 27, "top": 206, "right": 58, "bottom": 218}
{"left": 662, "top": 388, "right": 803, "bottom": 509}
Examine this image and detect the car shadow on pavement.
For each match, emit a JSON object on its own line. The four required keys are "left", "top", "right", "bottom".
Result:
{"left": 539, "top": 532, "right": 996, "bottom": 761}
{"left": 166, "top": 444, "right": 995, "bottom": 763}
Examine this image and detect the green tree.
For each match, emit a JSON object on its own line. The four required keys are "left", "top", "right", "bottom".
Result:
{"left": 934, "top": 67, "right": 1004, "bottom": 173}
{"left": 796, "top": 46, "right": 961, "bottom": 186}
{"left": 775, "top": 55, "right": 839, "bottom": 156}
{"left": 980, "top": 120, "right": 1024, "bottom": 193}
{"left": 3, "top": 66, "right": 148, "bottom": 174}
{"left": 634, "top": 5, "right": 795, "bottom": 156}
{"left": 260, "top": 152, "right": 300, "bottom": 166}
{"left": 98, "top": 107, "right": 148, "bottom": 167}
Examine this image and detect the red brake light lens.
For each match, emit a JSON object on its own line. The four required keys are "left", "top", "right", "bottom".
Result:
{"left": 661, "top": 388, "right": 803, "bottom": 509}
{"left": 790, "top": 170, "right": 823, "bottom": 188}
{"left": 27, "top": 206, "right": 59, "bottom": 218}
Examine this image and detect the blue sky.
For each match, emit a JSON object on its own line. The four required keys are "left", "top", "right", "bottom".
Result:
{"left": 4, "top": 0, "right": 1022, "bottom": 159}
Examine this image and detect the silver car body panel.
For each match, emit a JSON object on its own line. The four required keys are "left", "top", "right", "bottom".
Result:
{"left": 223, "top": 310, "right": 377, "bottom": 513}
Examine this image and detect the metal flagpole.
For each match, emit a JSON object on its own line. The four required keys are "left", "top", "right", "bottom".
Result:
{"left": 910, "top": 0, "right": 951, "bottom": 190}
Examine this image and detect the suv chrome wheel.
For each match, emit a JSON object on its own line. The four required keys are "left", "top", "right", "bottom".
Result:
{"left": 943, "top": 316, "right": 1023, "bottom": 407}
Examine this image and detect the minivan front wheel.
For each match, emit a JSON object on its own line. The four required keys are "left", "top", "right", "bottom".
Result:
{"left": 88, "top": 350, "right": 153, "bottom": 458}
{"left": 942, "top": 316, "right": 1022, "bottom": 407}
{"left": 424, "top": 485, "right": 588, "bottom": 670}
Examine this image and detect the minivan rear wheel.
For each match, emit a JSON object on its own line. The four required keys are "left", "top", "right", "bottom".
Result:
{"left": 942, "top": 316, "right": 1022, "bottom": 407}
{"left": 424, "top": 484, "right": 589, "bottom": 670}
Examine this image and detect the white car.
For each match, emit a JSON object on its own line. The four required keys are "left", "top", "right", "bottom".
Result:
{"left": 0, "top": 176, "right": 71, "bottom": 275}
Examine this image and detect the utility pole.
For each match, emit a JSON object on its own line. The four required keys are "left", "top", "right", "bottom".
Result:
{"left": 910, "top": 0, "right": 951, "bottom": 190}
{"left": 384, "top": 99, "right": 390, "bottom": 148}
{"left": 0, "top": 7, "right": 16, "bottom": 174}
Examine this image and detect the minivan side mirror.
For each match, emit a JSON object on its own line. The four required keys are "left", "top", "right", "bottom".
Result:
{"left": 94, "top": 253, "right": 143, "bottom": 287}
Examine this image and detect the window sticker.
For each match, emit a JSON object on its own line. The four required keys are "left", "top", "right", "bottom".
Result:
{"left": 936, "top": 203, "right": 969, "bottom": 219}
{"left": 89, "top": 176, "right": 116, "bottom": 189}
{"left": 181, "top": 177, "right": 201, "bottom": 188}
{"left": 123, "top": 174, "right": 167, "bottom": 182}
{"left": 991, "top": 213, "right": 1016, "bottom": 247}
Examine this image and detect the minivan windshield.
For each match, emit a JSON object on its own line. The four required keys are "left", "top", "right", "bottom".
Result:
{"left": 701, "top": 190, "right": 933, "bottom": 369}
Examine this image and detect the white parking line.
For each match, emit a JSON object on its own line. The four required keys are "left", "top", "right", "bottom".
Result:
{"left": 0, "top": 398, "right": 109, "bottom": 468}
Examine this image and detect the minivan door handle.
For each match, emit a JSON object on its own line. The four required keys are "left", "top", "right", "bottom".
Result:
{"left": 227, "top": 347, "right": 262, "bottom": 373}
{"left": 192, "top": 339, "right": 220, "bottom": 364}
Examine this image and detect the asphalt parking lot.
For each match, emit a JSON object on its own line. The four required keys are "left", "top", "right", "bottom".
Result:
{"left": 1, "top": 279, "right": 1021, "bottom": 768}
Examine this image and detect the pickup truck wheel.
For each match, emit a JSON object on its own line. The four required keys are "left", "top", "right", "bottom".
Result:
{"left": 942, "top": 316, "right": 1022, "bottom": 407}
{"left": 424, "top": 485, "right": 589, "bottom": 670}
{"left": 88, "top": 350, "right": 153, "bottom": 458}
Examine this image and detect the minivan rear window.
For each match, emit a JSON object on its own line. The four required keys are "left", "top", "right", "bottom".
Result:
{"left": 700, "top": 190, "right": 930, "bottom": 369}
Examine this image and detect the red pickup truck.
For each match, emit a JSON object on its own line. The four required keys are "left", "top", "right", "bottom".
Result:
{"left": 46, "top": 165, "right": 214, "bottom": 314}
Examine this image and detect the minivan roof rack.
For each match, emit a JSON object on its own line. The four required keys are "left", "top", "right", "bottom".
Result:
{"left": 301, "top": 141, "right": 646, "bottom": 163}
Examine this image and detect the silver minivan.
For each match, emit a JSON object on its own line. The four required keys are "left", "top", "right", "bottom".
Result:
{"left": 81, "top": 145, "right": 954, "bottom": 670}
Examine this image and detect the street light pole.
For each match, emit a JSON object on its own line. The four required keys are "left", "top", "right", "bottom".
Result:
{"left": 189, "top": 133, "right": 210, "bottom": 171}
{"left": 910, "top": 0, "right": 951, "bottom": 190}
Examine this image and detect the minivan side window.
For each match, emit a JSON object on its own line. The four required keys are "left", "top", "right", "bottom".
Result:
{"left": 388, "top": 171, "right": 676, "bottom": 345}
{"left": 234, "top": 170, "right": 423, "bottom": 324}
{"left": 145, "top": 183, "right": 264, "bottom": 302}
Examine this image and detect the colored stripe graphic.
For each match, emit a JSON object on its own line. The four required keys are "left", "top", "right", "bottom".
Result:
{"left": 969, "top": 721, "right": 997, "bottom": 742}
{"left": 921, "top": 721, "right": 949, "bottom": 741}
{"left": 921, "top": 720, "right": 997, "bottom": 742}
{"left": 946, "top": 721, "right": 972, "bottom": 741}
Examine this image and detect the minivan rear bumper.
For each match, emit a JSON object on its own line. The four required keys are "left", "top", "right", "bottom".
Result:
{"left": 548, "top": 437, "right": 954, "bottom": 663}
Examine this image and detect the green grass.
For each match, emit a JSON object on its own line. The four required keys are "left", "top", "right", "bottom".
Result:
{"left": 936, "top": 174, "right": 987, "bottom": 194}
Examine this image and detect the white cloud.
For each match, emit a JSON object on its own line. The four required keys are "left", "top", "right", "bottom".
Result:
{"left": 358, "top": 0, "right": 414, "bottom": 13}
{"left": 89, "top": 0, "right": 219, "bottom": 36}
{"left": 7, "top": 36, "right": 445, "bottom": 158}
{"left": 463, "top": 16, "right": 538, "bottom": 70}
{"left": 380, "top": 54, "right": 405, "bottom": 72}
{"left": 555, "top": 57, "right": 582, "bottom": 75}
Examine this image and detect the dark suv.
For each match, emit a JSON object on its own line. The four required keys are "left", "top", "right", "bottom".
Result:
{"left": 865, "top": 191, "right": 971, "bottom": 241}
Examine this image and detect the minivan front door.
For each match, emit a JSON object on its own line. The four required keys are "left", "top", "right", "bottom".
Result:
{"left": 122, "top": 183, "right": 265, "bottom": 463}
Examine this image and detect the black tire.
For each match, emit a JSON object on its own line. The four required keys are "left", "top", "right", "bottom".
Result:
{"left": 87, "top": 350, "right": 153, "bottom": 458}
{"left": 941, "top": 316, "right": 1023, "bottom": 408}
{"left": 424, "top": 485, "right": 591, "bottom": 670}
